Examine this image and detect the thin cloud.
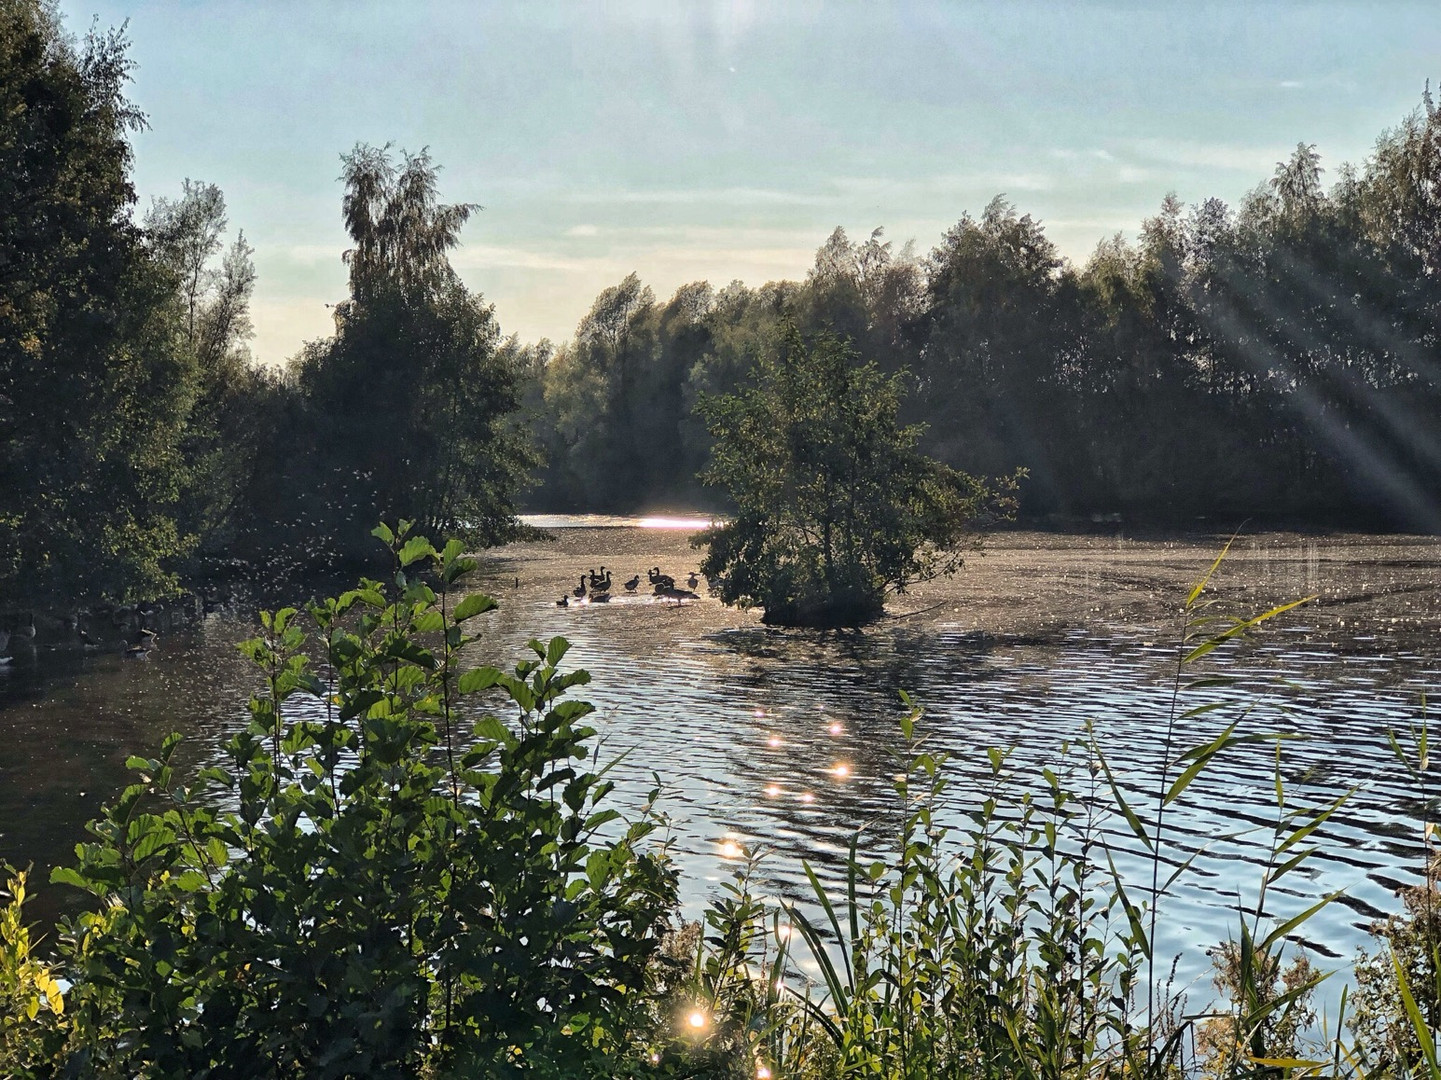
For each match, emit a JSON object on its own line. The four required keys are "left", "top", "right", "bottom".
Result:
{"left": 1050, "top": 148, "right": 1116, "bottom": 163}
{"left": 1129, "top": 137, "right": 1288, "bottom": 175}
{"left": 449, "top": 245, "right": 615, "bottom": 273}
{"left": 567, "top": 186, "right": 832, "bottom": 207}
{"left": 830, "top": 172, "right": 1057, "bottom": 196}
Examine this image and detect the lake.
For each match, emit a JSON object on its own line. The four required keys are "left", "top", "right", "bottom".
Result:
{"left": 3, "top": 520, "right": 1440, "bottom": 1011}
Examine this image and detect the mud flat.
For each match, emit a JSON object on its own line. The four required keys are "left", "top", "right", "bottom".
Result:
{"left": 482, "top": 526, "right": 1441, "bottom": 648}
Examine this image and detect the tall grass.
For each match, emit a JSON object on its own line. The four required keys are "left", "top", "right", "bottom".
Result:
{"left": 685, "top": 542, "right": 1407, "bottom": 1079}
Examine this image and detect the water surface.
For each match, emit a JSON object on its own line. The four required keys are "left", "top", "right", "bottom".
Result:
{"left": 4, "top": 523, "right": 1439, "bottom": 1011}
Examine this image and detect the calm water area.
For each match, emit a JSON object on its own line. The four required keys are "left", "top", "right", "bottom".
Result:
{"left": 4, "top": 519, "right": 1440, "bottom": 1014}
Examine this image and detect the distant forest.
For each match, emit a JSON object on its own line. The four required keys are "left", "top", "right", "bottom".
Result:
{"left": 4, "top": 0, "right": 1439, "bottom": 608}
{"left": 530, "top": 103, "right": 1441, "bottom": 531}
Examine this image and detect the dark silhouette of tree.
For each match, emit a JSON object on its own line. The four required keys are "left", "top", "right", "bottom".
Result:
{"left": 0, "top": 3, "right": 198, "bottom": 602}
{"left": 282, "top": 145, "right": 532, "bottom": 560}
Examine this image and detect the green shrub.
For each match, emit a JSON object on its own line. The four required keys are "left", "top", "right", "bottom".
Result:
{"left": 10, "top": 524, "right": 687, "bottom": 1077}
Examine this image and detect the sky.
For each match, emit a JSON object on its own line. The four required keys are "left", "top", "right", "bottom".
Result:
{"left": 56, "top": 0, "right": 1441, "bottom": 368}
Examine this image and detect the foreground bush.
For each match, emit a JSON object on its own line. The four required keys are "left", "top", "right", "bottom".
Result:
{"left": 2, "top": 525, "right": 690, "bottom": 1077}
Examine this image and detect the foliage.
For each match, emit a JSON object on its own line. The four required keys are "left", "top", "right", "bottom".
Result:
{"left": 0, "top": 1, "right": 198, "bottom": 602}
{"left": 533, "top": 274, "right": 713, "bottom": 512}
{"left": 525, "top": 90, "right": 1441, "bottom": 531}
{"left": 145, "top": 178, "right": 264, "bottom": 559}
{"left": 0, "top": 868, "right": 64, "bottom": 1074}
{"left": 1198, "top": 941, "right": 1318, "bottom": 1078}
{"left": 6, "top": 525, "right": 687, "bottom": 1077}
{"left": 1348, "top": 713, "right": 1441, "bottom": 1076}
{"left": 288, "top": 147, "right": 535, "bottom": 561}
{"left": 693, "top": 324, "right": 1018, "bottom": 627}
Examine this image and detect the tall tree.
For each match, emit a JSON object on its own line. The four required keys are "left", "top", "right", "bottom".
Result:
{"left": 146, "top": 180, "right": 262, "bottom": 555}
{"left": 289, "top": 145, "right": 532, "bottom": 558}
{"left": 0, "top": 1, "right": 198, "bottom": 602}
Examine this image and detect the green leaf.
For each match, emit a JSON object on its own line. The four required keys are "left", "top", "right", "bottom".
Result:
{"left": 1394, "top": 953, "right": 1440, "bottom": 1074}
{"left": 458, "top": 666, "right": 503, "bottom": 694}
{"left": 398, "top": 536, "right": 435, "bottom": 567}
{"left": 1164, "top": 722, "right": 1238, "bottom": 806}
{"left": 1259, "top": 891, "right": 1339, "bottom": 952}
{"left": 453, "top": 593, "right": 497, "bottom": 622}
{"left": 49, "top": 867, "right": 92, "bottom": 891}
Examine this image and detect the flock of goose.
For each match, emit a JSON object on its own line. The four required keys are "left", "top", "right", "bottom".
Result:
{"left": 556, "top": 566, "right": 702, "bottom": 607}
{"left": 0, "top": 606, "right": 162, "bottom": 666}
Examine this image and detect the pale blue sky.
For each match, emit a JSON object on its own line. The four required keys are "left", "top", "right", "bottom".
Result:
{"left": 58, "top": 1, "right": 1441, "bottom": 366}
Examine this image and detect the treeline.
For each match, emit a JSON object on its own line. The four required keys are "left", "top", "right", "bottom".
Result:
{"left": 6, "top": 0, "right": 1440, "bottom": 609}
{"left": 0, "top": 3, "right": 532, "bottom": 607}
{"left": 532, "top": 96, "right": 1441, "bottom": 531}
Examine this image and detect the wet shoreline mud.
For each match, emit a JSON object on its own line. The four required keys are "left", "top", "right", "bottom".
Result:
{"left": 481, "top": 526, "right": 1441, "bottom": 650}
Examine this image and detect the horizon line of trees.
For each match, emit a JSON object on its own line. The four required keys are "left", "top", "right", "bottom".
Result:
{"left": 6, "top": 0, "right": 1439, "bottom": 612}
{"left": 531, "top": 89, "right": 1441, "bottom": 533}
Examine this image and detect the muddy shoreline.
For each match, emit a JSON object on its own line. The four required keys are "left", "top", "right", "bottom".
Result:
{"left": 481, "top": 527, "right": 1441, "bottom": 651}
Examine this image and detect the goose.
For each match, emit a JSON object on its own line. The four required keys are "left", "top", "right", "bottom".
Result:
{"left": 623, "top": 574, "right": 641, "bottom": 592}
{"left": 124, "top": 630, "right": 157, "bottom": 658}
{"left": 687, "top": 571, "right": 700, "bottom": 590}
{"left": 572, "top": 576, "right": 587, "bottom": 598}
{"left": 588, "top": 566, "right": 608, "bottom": 590}
{"left": 557, "top": 595, "right": 570, "bottom": 607}
{"left": 590, "top": 592, "right": 611, "bottom": 603}
{"left": 593, "top": 570, "right": 612, "bottom": 594}
{"left": 648, "top": 567, "right": 676, "bottom": 591}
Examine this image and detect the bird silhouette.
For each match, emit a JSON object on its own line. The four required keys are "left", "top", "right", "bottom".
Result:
{"left": 572, "top": 576, "right": 587, "bottom": 598}
{"left": 623, "top": 574, "right": 641, "bottom": 592}
{"left": 687, "top": 572, "right": 700, "bottom": 590}
{"left": 124, "top": 627, "right": 158, "bottom": 657}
